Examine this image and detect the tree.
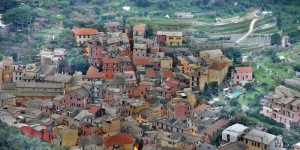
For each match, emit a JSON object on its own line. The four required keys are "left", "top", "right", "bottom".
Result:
{"left": 157, "top": 0, "right": 169, "bottom": 9}
{"left": 71, "top": 56, "right": 90, "bottom": 74}
{"left": 244, "top": 82, "right": 254, "bottom": 91}
{"left": 145, "top": 24, "right": 154, "bottom": 38}
{"left": 222, "top": 47, "right": 242, "bottom": 64}
{"left": 203, "top": 82, "right": 211, "bottom": 98}
{"left": 2, "top": 5, "right": 33, "bottom": 27}
{"left": 277, "top": 12, "right": 283, "bottom": 30}
{"left": 0, "top": 0, "right": 19, "bottom": 13}
{"left": 293, "top": 65, "right": 300, "bottom": 72}
{"left": 133, "top": 0, "right": 150, "bottom": 7}
{"left": 209, "top": 81, "right": 218, "bottom": 96}
{"left": 270, "top": 33, "right": 282, "bottom": 46}
{"left": 57, "top": 29, "right": 77, "bottom": 49}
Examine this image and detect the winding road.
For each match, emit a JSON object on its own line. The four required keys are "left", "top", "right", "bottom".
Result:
{"left": 235, "top": 18, "right": 259, "bottom": 43}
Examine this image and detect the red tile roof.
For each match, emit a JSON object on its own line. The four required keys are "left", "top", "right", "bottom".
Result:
{"left": 193, "top": 104, "right": 211, "bottom": 113}
{"left": 86, "top": 66, "right": 103, "bottom": 79}
{"left": 209, "top": 62, "right": 227, "bottom": 70}
{"left": 165, "top": 80, "right": 178, "bottom": 89}
{"left": 162, "top": 70, "right": 174, "bottom": 78}
{"left": 89, "top": 106, "right": 101, "bottom": 114}
{"left": 103, "top": 133, "right": 134, "bottom": 148}
{"left": 146, "top": 69, "right": 156, "bottom": 77}
{"left": 203, "top": 119, "right": 229, "bottom": 135}
{"left": 133, "top": 24, "right": 146, "bottom": 31}
{"left": 102, "top": 57, "right": 120, "bottom": 64}
{"left": 214, "top": 118, "right": 229, "bottom": 128}
{"left": 71, "top": 28, "right": 98, "bottom": 36}
{"left": 133, "top": 58, "right": 153, "bottom": 65}
{"left": 235, "top": 66, "right": 252, "bottom": 72}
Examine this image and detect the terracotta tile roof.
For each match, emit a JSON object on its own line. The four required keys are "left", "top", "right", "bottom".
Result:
{"left": 204, "top": 119, "right": 229, "bottom": 135}
{"left": 214, "top": 119, "right": 229, "bottom": 128}
{"left": 89, "top": 106, "right": 101, "bottom": 114}
{"left": 133, "top": 24, "right": 146, "bottom": 31}
{"left": 146, "top": 69, "right": 155, "bottom": 77}
{"left": 71, "top": 28, "right": 98, "bottom": 36}
{"left": 86, "top": 66, "right": 102, "bottom": 79}
{"left": 162, "top": 70, "right": 174, "bottom": 78}
{"left": 209, "top": 62, "right": 227, "bottom": 70}
{"left": 133, "top": 58, "right": 153, "bottom": 65}
{"left": 235, "top": 66, "right": 252, "bottom": 72}
{"left": 103, "top": 133, "right": 134, "bottom": 148}
{"left": 193, "top": 104, "right": 211, "bottom": 113}
{"left": 102, "top": 57, "right": 120, "bottom": 64}
{"left": 165, "top": 80, "right": 178, "bottom": 89}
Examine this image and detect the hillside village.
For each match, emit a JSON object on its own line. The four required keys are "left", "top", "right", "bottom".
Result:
{"left": 0, "top": 19, "right": 298, "bottom": 150}
{"left": 1, "top": 0, "right": 300, "bottom": 150}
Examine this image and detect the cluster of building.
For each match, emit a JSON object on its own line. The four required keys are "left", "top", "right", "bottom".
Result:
{"left": 0, "top": 20, "right": 294, "bottom": 150}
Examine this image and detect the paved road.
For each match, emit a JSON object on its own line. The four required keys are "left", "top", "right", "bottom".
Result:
{"left": 235, "top": 18, "right": 259, "bottom": 43}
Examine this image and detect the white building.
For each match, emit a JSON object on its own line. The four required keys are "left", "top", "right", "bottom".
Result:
{"left": 222, "top": 123, "right": 250, "bottom": 142}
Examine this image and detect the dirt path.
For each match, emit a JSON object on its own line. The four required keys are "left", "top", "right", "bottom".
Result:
{"left": 235, "top": 18, "right": 259, "bottom": 43}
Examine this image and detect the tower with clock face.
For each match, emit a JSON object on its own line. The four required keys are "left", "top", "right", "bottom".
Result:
{"left": 2, "top": 56, "right": 13, "bottom": 83}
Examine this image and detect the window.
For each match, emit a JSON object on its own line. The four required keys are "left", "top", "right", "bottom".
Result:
{"left": 79, "top": 35, "right": 81, "bottom": 38}
{"left": 237, "top": 76, "right": 239, "bottom": 79}
{"left": 246, "top": 75, "right": 248, "bottom": 78}
{"left": 15, "top": 77, "right": 17, "bottom": 80}
{"left": 246, "top": 140, "right": 248, "bottom": 144}
{"left": 84, "top": 35, "right": 86, "bottom": 38}
{"left": 19, "top": 77, "right": 21, "bottom": 80}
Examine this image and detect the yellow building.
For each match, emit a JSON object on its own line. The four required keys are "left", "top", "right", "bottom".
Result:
{"left": 71, "top": 28, "right": 98, "bottom": 46}
{"left": 161, "top": 56, "right": 173, "bottom": 71}
{"left": 0, "top": 93, "right": 16, "bottom": 107}
{"left": 53, "top": 125, "right": 78, "bottom": 147}
{"left": 127, "top": 100, "right": 151, "bottom": 119}
{"left": 242, "top": 129, "right": 276, "bottom": 150}
{"left": 208, "top": 62, "right": 228, "bottom": 85}
{"left": 199, "top": 49, "right": 233, "bottom": 66}
{"left": 190, "top": 65, "right": 209, "bottom": 91}
{"left": 102, "top": 119, "right": 121, "bottom": 137}
{"left": 157, "top": 31, "right": 183, "bottom": 46}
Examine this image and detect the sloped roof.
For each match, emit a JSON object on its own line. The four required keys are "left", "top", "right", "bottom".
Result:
{"left": 244, "top": 128, "right": 276, "bottom": 145}
{"left": 102, "top": 57, "right": 120, "bottom": 64}
{"left": 86, "top": 66, "right": 102, "bottom": 79}
{"left": 146, "top": 69, "right": 156, "bottom": 77}
{"left": 162, "top": 70, "right": 174, "bottom": 78}
{"left": 103, "top": 133, "right": 134, "bottom": 148}
{"left": 71, "top": 28, "right": 98, "bottom": 36}
{"left": 89, "top": 106, "right": 101, "bottom": 114}
{"left": 157, "top": 31, "right": 183, "bottom": 36}
{"left": 209, "top": 62, "right": 227, "bottom": 70}
{"left": 193, "top": 104, "right": 211, "bottom": 113}
{"left": 133, "top": 24, "right": 146, "bottom": 31}
{"left": 200, "top": 49, "right": 223, "bottom": 58}
{"left": 235, "top": 66, "right": 252, "bottom": 72}
{"left": 133, "top": 58, "right": 153, "bottom": 65}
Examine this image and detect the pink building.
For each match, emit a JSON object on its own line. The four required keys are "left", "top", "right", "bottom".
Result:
{"left": 261, "top": 85, "right": 300, "bottom": 128}
{"left": 231, "top": 66, "right": 252, "bottom": 85}
{"left": 124, "top": 71, "right": 137, "bottom": 88}
{"left": 52, "top": 95, "right": 69, "bottom": 111}
{"left": 170, "top": 102, "right": 192, "bottom": 119}
{"left": 88, "top": 41, "right": 104, "bottom": 67}
{"left": 68, "top": 88, "right": 90, "bottom": 110}
{"left": 103, "top": 87, "right": 122, "bottom": 103}
{"left": 13, "top": 64, "right": 26, "bottom": 82}
{"left": 156, "top": 34, "right": 166, "bottom": 46}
